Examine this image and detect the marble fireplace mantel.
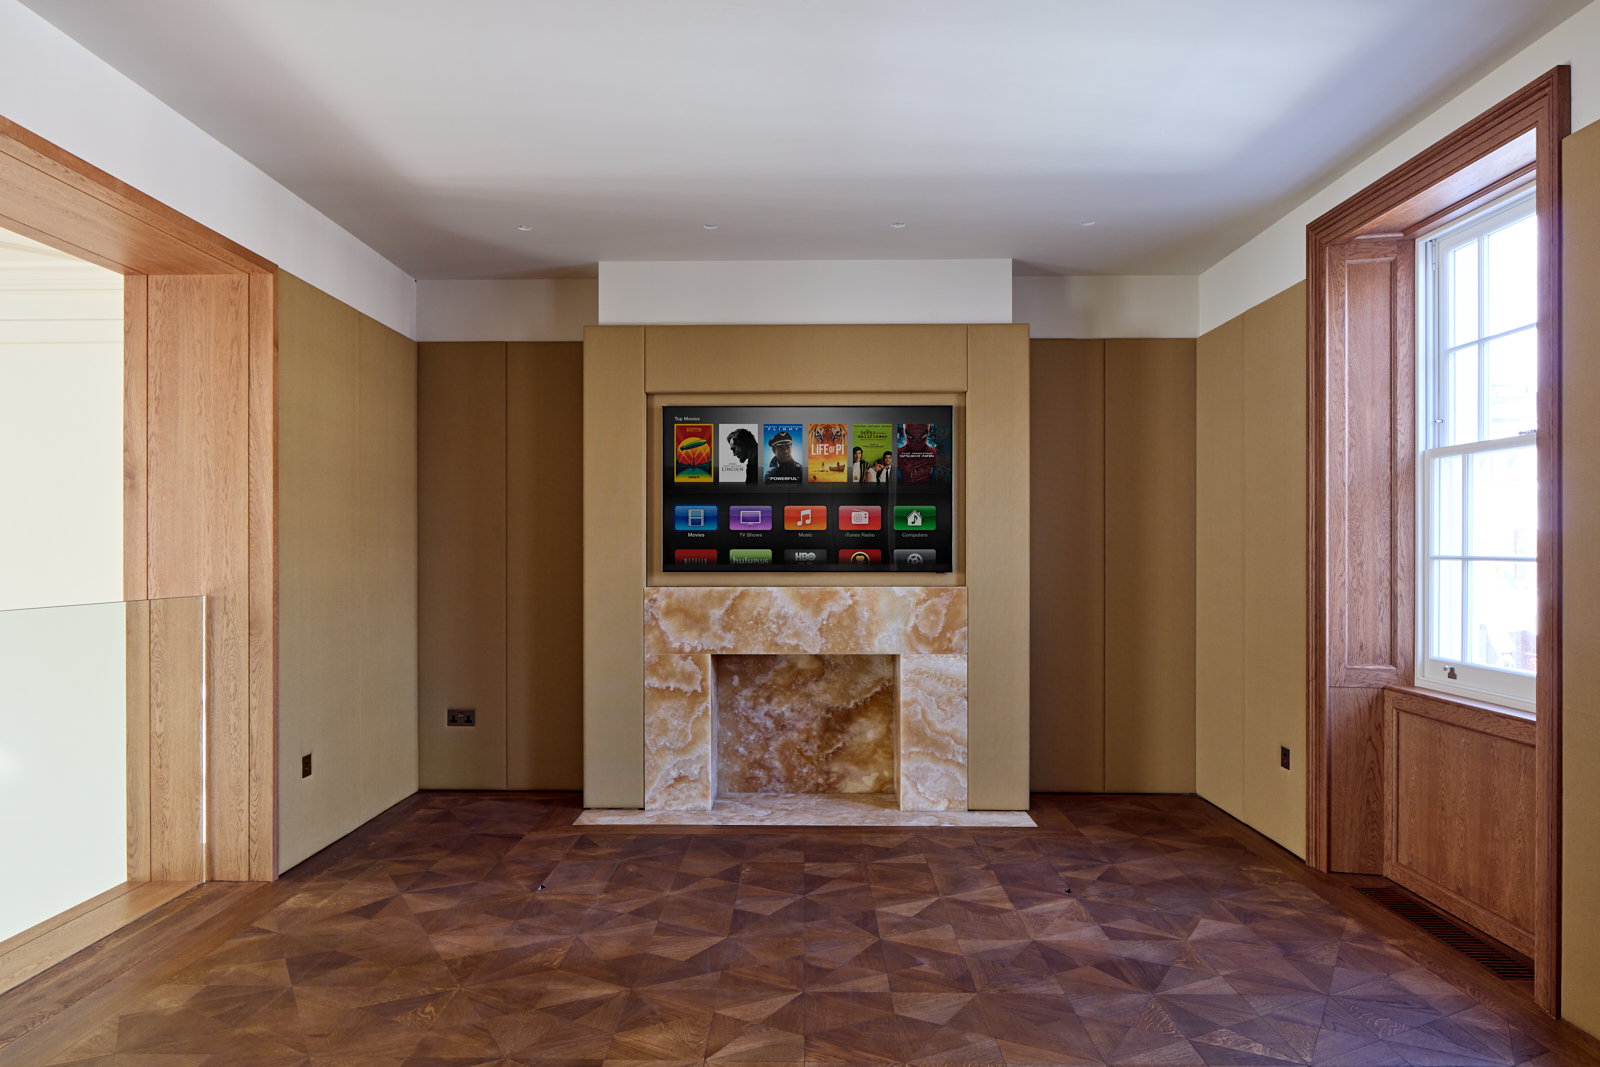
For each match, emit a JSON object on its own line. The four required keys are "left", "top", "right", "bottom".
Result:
{"left": 641, "top": 587, "right": 969, "bottom": 812}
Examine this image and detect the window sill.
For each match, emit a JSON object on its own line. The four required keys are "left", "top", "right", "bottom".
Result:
{"left": 1388, "top": 682, "right": 1534, "bottom": 723}
{"left": 1384, "top": 684, "right": 1536, "bottom": 746}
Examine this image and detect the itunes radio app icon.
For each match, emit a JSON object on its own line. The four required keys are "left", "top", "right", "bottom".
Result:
{"left": 837, "top": 505, "right": 881, "bottom": 531}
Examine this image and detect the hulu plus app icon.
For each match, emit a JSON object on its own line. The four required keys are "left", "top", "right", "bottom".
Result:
{"left": 893, "top": 505, "right": 937, "bottom": 531}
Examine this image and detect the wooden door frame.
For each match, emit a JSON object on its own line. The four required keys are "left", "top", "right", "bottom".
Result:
{"left": 0, "top": 113, "right": 279, "bottom": 882}
{"left": 1306, "top": 68, "right": 1568, "bottom": 1010}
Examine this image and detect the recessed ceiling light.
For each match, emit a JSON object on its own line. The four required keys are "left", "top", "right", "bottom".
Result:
{"left": 703, "top": 224, "right": 718, "bottom": 230}
{"left": 889, "top": 222, "right": 906, "bottom": 228}
{"left": 1080, "top": 221, "right": 1096, "bottom": 227}
{"left": 516, "top": 224, "right": 532, "bottom": 231}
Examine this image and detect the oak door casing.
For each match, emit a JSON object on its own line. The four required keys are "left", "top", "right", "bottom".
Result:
{"left": 146, "top": 275, "right": 253, "bottom": 881}
{"left": 7, "top": 110, "right": 280, "bottom": 890}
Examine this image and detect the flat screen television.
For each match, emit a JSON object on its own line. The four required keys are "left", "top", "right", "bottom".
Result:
{"left": 662, "top": 404, "right": 954, "bottom": 573}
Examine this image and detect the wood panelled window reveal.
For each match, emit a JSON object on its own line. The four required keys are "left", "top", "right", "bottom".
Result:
{"left": 1308, "top": 69, "right": 1568, "bottom": 1009}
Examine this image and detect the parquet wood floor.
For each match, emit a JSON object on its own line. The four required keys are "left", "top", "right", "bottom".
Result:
{"left": 9, "top": 793, "right": 1597, "bottom": 1067}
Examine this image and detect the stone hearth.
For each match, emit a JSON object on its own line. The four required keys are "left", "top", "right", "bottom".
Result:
{"left": 715, "top": 654, "right": 896, "bottom": 795}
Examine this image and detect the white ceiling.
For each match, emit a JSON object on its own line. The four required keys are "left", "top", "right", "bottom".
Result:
{"left": 21, "top": 0, "right": 1586, "bottom": 280}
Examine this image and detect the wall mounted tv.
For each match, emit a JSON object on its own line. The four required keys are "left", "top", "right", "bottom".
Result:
{"left": 663, "top": 404, "right": 954, "bottom": 573}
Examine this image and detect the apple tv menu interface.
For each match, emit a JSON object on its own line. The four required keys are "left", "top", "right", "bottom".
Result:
{"left": 664, "top": 405, "right": 954, "bottom": 573}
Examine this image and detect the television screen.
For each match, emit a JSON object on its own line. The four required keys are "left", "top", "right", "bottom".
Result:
{"left": 662, "top": 404, "right": 954, "bottom": 573}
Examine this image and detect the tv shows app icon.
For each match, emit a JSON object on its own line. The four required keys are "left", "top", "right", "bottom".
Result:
{"left": 838, "top": 505, "right": 881, "bottom": 531}
{"left": 728, "top": 505, "right": 772, "bottom": 531}
{"left": 674, "top": 549, "right": 718, "bottom": 565}
{"left": 783, "top": 505, "right": 827, "bottom": 531}
{"left": 672, "top": 505, "right": 718, "bottom": 531}
{"left": 893, "top": 505, "right": 937, "bottom": 531}
{"left": 840, "top": 549, "right": 882, "bottom": 564}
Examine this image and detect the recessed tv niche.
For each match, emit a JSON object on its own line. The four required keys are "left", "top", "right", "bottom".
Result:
{"left": 663, "top": 404, "right": 954, "bottom": 573}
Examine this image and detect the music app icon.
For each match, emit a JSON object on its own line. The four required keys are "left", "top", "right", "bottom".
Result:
{"left": 783, "top": 505, "right": 828, "bottom": 531}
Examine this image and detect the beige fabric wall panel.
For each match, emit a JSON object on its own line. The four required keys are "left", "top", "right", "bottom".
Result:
{"left": 1104, "top": 339, "right": 1197, "bottom": 793}
{"left": 419, "top": 343, "right": 509, "bottom": 789}
{"left": 1240, "top": 283, "right": 1308, "bottom": 858}
{"left": 1192, "top": 283, "right": 1310, "bottom": 859}
{"left": 358, "top": 315, "right": 419, "bottom": 816}
{"left": 643, "top": 324, "right": 968, "bottom": 394}
{"left": 1028, "top": 340, "right": 1106, "bottom": 792}
{"left": 277, "top": 273, "right": 363, "bottom": 868}
{"left": 966, "top": 324, "right": 1031, "bottom": 809}
{"left": 277, "top": 275, "right": 419, "bottom": 872}
{"left": 1195, "top": 316, "right": 1247, "bottom": 815}
{"left": 1562, "top": 118, "right": 1600, "bottom": 1038}
{"left": 508, "top": 342, "right": 585, "bottom": 790}
{"left": 584, "top": 327, "right": 647, "bottom": 807}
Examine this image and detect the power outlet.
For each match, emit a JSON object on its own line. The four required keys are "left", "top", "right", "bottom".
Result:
{"left": 1280, "top": 746, "right": 1291, "bottom": 770}
{"left": 447, "top": 708, "right": 476, "bottom": 727}
{"left": 301, "top": 752, "right": 312, "bottom": 778}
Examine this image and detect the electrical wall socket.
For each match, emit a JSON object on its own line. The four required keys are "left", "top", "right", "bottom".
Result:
{"left": 1280, "top": 746, "right": 1291, "bottom": 770}
{"left": 301, "top": 753, "right": 312, "bottom": 778}
{"left": 447, "top": 708, "right": 476, "bottom": 727}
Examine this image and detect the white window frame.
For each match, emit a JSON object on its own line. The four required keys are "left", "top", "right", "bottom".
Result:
{"left": 1415, "top": 186, "right": 1538, "bottom": 713}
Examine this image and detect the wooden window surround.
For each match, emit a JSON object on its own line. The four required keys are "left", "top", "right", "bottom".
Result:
{"left": 1307, "top": 68, "right": 1568, "bottom": 1009}
{"left": 0, "top": 115, "right": 278, "bottom": 888}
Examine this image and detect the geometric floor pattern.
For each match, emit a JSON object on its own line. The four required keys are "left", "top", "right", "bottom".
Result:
{"left": 42, "top": 793, "right": 1574, "bottom": 1066}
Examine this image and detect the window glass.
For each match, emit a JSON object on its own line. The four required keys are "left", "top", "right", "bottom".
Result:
{"left": 1484, "top": 215, "right": 1537, "bottom": 337}
{"left": 1484, "top": 330, "right": 1537, "bottom": 439}
{"left": 1445, "top": 344, "right": 1479, "bottom": 446}
{"left": 1418, "top": 189, "right": 1538, "bottom": 711}
{"left": 1466, "top": 446, "right": 1537, "bottom": 557}
{"left": 1449, "top": 241, "right": 1478, "bottom": 346}
{"left": 1465, "top": 560, "right": 1537, "bottom": 673}
{"left": 1433, "top": 559, "right": 1462, "bottom": 661}
{"left": 1430, "top": 453, "right": 1461, "bottom": 556}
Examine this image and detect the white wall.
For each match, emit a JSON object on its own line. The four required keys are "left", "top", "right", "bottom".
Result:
{"left": 0, "top": 228, "right": 122, "bottom": 611}
{"left": 1200, "top": 0, "right": 1600, "bottom": 333}
{"left": 1014, "top": 275, "right": 1198, "bottom": 339}
{"left": 0, "top": 0, "right": 416, "bottom": 338}
{"left": 416, "top": 279, "right": 597, "bottom": 342}
{"left": 599, "top": 259, "right": 1012, "bottom": 325}
{"left": 0, "top": 601, "right": 126, "bottom": 941}
{"left": 424, "top": 268, "right": 1202, "bottom": 340}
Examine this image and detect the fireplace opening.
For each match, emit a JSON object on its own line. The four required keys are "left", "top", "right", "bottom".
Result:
{"left": 714, "top": 654, "right": 896, "bottom": 794}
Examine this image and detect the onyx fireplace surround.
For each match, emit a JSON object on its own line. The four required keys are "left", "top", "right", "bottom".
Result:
{"left": 575, "top": 586, "right": 1033, "bottom": 827}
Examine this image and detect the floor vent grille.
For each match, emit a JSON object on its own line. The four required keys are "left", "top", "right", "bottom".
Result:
{"left": 1355, "top": 886, "right": 1534, "bottom": 983}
